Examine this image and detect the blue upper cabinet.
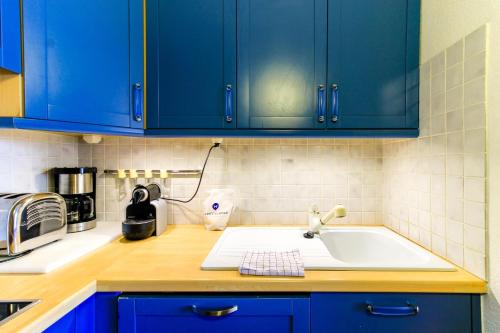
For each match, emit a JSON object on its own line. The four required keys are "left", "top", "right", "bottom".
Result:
{"left": 146, "top": 0, "right": 236, "bottom": 129}
{"left": 147, "top": 0, "right": 419, "bottom": 136}
{"left": 237, "top": 0, "right": 327, "bottom": 129}
{"left": 0, "top": 0, "right": 22, "bottom": 73}
{"left": 3, "top": 0, "right": 419, "bottom": 136}
{"left": 327, "top": 0, "right": 419, "bottom": 130}
{"left": 22, "top": 0, "right": 144, "bottom": 130}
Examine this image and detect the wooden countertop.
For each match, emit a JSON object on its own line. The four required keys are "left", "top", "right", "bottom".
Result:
{"left": 0, "top": 225, "right": 487, "bottom": 333}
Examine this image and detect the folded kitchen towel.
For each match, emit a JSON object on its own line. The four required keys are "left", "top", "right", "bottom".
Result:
{"left": 239, "top": 249, "right": 305, "bottom": 277}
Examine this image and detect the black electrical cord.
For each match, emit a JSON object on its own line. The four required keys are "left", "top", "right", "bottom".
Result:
{"left": 161, "top": 143, "right": 220, "bottom": 204}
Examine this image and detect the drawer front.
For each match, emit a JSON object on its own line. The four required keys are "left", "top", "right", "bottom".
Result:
{"left": 118, "top": 295, "right": 310, "bottom": 333}
{"left": 311, "top": 293, "right": 479, "bottom": 333}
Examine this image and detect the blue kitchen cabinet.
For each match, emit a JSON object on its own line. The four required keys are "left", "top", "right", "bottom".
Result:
{"left": 23, "top": 0, "right": 144, "bottom": 128}
{"left": 146, "top": 0, "right": 236, "bottom": 129}
{"left": 43, "top": 292, "right": 480, "bottom": 333}
{"left": 117, "top": 295, "right": 310, "bottom": 333}
{"left": 43, "top": 294, "right": 95, "bottom": 333}
{"left": 146, "top": 0, "right": 419, "bottom": 137}
{"left": 327, "top": 0, "right": 419, "bottom": 130}
{"left": 236, "top": 0, "right": 327, "bottom": 130}
{"left": 311, "top": 293, "right": 481, "bottom": 333}
{"left": 44, "top": 292, "right": 120, "bottom": 333}
{"left": 14, "top": 0, "right": 144, "bottom": 132}
{"left": 0, "top": 0, "right": 22, "bottom": 73}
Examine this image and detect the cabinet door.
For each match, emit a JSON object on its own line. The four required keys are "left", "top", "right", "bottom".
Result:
{"left": 237, "top": 0, "right": 327, "bottom": 129}
{"left": 311, "top": 293, "right": 480, "bottom": 333}
{"left": 23, "top": 0, "right": 144, "bottom": 129}
{"left": 147, "top": 0, "right": 236, "bottom": 129}
{"left": 44, "top": 294, "right": 95, "bottom": 333}
{"left": 0, "top": 0, "right": 22, "bottom": 73}
{"left": 118, "top": 295, "right": 310, "bottom": 333}
{"left": 327, "top": 0, "right": 419, "bottom": 129}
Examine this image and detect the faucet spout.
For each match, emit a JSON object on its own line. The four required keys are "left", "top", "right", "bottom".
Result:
{"left": 320, "top": 204, "right": 347, "bottom": 225}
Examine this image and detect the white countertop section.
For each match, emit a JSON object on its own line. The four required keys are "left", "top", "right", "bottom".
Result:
{"left": 0, "top": 222, "right": 122, "bottom": 274}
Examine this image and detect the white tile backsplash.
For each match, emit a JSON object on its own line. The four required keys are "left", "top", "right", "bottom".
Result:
{"left": 79, "top": 138, "right": 384, "bottom": 228}
{"left": 0, "top": 129, "right": 78, "bottom": 193}
{"left": 382, "top": 26, "right": 487, "bottom": 279}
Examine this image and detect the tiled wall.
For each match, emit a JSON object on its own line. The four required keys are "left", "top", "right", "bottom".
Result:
{"left": 383, "top": 26, "right": 487, "bottom": 279}
{"left": 78, "top": 138, "right": 384, "bottom": 226}
{"left": 0, "top": 129, "right": 79, "bottom": 193}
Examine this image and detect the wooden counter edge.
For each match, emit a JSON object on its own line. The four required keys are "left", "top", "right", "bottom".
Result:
{"left": 96, "top": 279, "right": 488, "bottom": 294}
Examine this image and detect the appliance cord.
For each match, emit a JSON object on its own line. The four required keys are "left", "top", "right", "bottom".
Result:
{"left": 161, "top": 143, "right": 220, "bottom": 204}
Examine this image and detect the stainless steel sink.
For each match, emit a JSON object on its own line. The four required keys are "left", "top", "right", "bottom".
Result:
{"left": 0, "top": 300, "right": 40, "bottom": 326}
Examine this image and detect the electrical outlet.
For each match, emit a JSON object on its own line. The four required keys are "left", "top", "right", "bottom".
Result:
{"left": 212, "top": 138, "right": 224, "bottom": 145}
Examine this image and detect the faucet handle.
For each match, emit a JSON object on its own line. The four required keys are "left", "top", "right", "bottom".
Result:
{"left": 309, "top": 204, "right": 320, "bottom": 215}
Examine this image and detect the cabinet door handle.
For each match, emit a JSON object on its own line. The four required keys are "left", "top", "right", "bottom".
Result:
{"left": 225, "top": 84, "right": 233, "bottom": 123}
{"left": 133, "top": 82, "right": 143, "bottom": 122}
{"left": 192, "top": 305, "right": 238, "bottom": 317}
{"left": 331, "top": 84, "right": 339, "bottom": 123}
{"left": 317, "top": 85, "right": 326, "bottom": 123}
{"left": 366, "top": 303, "right": 419, "bottom": 317}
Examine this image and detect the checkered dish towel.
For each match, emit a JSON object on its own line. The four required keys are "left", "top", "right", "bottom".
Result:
{"left": 239, "top": 249, "right": 305, "bottom": 277}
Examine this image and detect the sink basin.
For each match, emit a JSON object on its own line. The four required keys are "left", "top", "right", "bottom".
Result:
{"left": 319, "top": 228, "right": 454, "bottom": 271}
{"left": 201, "top": 227, "right": 455, "bottom": 271}
{"left": 0, "top": 300, "right": 40, "bottom": 326}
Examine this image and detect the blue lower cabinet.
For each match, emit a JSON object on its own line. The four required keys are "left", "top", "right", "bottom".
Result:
{"left": 311, "top": 293, "right": 481, "bottom": 333}
{"left": 43, "top": 294, "right": 95, "bottom": 333}
{"left": 44, "top": 292, "right": 120, "bottom": 333}
{"left": 117, "top": 295, "right": 310, "bottom": 333}
{"left": 42, "top": 292, "right": 481, "bottom": 333}
{"left": 96, "top": 292, "right": 122, "bottom": 333}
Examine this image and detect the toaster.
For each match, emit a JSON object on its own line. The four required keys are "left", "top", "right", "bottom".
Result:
{"left": 0, "top": 193, "right": 67, "bottom": 257}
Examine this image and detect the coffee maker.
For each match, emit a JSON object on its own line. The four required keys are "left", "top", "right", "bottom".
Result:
{"left": 122, "top": 184, "right": 168, "bottom": 240}
{"left": 53, "top": 167, "right": 97, "bottom": 232}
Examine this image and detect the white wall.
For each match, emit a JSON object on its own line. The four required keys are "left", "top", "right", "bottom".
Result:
{"left": 420, "top": 0, "right": 500, "bottom": 331}
{"left": 483, "top": 1, "right": 500, "bottom": 331}
{"left": 420, "top": 0, "right": 491, "bottom": 63}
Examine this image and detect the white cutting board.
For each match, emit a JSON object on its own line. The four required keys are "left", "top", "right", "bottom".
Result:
{"left": 0, "top": 222, "right": 122, "bottom": 274}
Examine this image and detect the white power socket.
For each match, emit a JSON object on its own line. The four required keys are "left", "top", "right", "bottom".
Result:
{"left": 212, "top": 138, "right": 224, "bottom": 145}
{"left": 82, "top": 134, "right": 102, "bottom": 144}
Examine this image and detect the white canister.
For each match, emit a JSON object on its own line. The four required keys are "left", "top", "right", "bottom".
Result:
{"left": 202, "top": 189, "right": 235, "bottom": 231}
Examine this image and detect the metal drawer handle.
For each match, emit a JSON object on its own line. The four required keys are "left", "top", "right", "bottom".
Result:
{"left": 366, "top": 302, "right": 419, "bottom": 317}
{"left": 317, "top": 85, "right": 326, "bottom": 123}
{"left": 225, "top": 84, "right": 233, "bottom": 123}
{"left": 331, "top": 84, "right": 339, "bottom": 122}
{"left": 191, "top": 305, "right": 238, "bottom": 317}
{"left": 133, "top": 82, "right": 143, "bottom": 122}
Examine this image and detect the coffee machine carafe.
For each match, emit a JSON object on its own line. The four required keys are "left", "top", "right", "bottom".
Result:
{"left": 53, "top": 167, "right": 97, "bottom": 232}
